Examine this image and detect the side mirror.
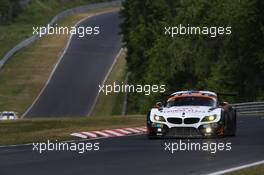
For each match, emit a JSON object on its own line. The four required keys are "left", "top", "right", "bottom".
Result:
{"left": 155, "top": 102, "right": 163, "bottom": 108}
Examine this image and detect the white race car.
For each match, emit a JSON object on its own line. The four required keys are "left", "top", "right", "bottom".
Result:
{"left": 147, "top": 90, "right": 236, "bottom": 138}
{"left": 0, "top": 111, "right": 18, "bottom": 120}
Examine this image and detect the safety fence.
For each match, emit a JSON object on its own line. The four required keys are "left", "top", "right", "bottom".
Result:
{"left": 233, "top": 102, "right": 264, "bottom": 116}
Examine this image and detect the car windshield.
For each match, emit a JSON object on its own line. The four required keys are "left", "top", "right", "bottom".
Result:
{"left": 166, "top": 97, "right": 216, "bottom": 107}
{"left": 2, "top": 113, "right": 14, "bottom": 116}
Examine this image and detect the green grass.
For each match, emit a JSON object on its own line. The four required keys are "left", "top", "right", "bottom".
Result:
{"left": 0, "top": 0, "right": 106, "bottom": 59}
{"left": 226, "top": 164, "right": 264, "bottom": 175}
{"left": 92, "top": 49, "right": 127, "bottom": 116}
{"left": 0, "top": 115, "right": 145, "bottom": 146}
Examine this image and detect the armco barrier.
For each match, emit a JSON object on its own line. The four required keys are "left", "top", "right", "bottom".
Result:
{"left": 0, "top": 0, "right": 121, "bottom": 70}
{"left": 233, "top": 102, "right": 264, "bottom": 115}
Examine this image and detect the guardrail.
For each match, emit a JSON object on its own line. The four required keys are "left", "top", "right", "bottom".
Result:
{"left": 0, "top": 0, "right": 121, "bottom": 70}
{"left": 233, "top": 102, "right": 264, "bottom": 116}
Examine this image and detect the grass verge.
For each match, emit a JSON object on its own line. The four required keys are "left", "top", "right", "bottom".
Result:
{"left": 92, "top": 49, "right": 127, "bottom": 116}
{"left": 0, "top": 115, "right": 145, "bottom": 146}
{"left": 225, "top": 164, "right": 264, "bottom": 175}
{"left": 0, "top": 6, "right": 120, "bottom": 116}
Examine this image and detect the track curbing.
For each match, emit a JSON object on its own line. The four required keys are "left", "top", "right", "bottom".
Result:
{"left": 71, "top": 126, "right": 147, "bottom": 139}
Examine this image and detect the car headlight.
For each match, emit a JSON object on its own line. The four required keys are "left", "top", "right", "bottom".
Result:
{"left": 154, "top": 115, "right": 166, "bottom": 122}
{"left": 202, "top": 114, "right": 217, "bottom": 122}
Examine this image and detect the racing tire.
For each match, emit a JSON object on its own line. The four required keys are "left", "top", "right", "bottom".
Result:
{"left": 229, "top": 109, "right": 237, "bottom": 136}
{"left": 224, "top": 110, "right": 236, "bottom": 136}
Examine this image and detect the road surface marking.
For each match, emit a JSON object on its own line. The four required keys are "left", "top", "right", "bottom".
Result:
{"left": 124, "top": 128, "right": 142, "bottom": 133}
{"left": 103, "top": 130, "right": 124, "bottom": 136}
{"left": 92, "top": 131, "right": 112, "bottom": 137}
{"left": 81, "top": 132, "right": 97, "bottom": 138}
{"left": 207, "top": 160, "right": 264, "bottom": 175}
{"left": 114, "top": 129, "right": 132, "bottom": 134}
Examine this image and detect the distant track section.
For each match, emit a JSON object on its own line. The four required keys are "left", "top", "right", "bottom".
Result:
{"left": 25, "top": 11, "right": 121, "bottom": 117}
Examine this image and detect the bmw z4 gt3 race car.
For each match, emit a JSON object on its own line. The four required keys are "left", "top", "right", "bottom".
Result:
{"left": 147, "top": 90, "right": 237, "bottom": 138}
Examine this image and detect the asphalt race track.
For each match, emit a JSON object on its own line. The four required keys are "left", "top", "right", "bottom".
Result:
{"left": 25, "top": 11, "right": 122, "bottom": 117}
{"left": 0, "top": 116, "right": 263, "bottom": 175}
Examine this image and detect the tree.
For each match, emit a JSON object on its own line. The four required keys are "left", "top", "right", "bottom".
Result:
{"left": 121, "top": 0, "right": 264, "bottom": 113}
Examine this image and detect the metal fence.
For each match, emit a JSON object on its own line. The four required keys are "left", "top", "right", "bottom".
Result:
{"left": 233, "top": 102, "right": 264, "bottom": 116}
{"left": 0, "top": 0, "right": 121, "bottom": 70}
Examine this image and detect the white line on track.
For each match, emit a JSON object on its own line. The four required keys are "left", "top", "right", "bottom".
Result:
{"left": 207, "top": 160, "right": 264, "bottom": 175}
{"left": 87, "top": 48, "right": 122, "bottom": 116}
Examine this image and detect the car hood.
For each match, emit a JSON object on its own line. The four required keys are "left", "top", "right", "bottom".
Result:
{"left": 153, "top": 106, "right": 220, "bottom": 118}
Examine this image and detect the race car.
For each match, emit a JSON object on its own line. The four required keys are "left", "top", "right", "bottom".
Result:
{"left": 147, "top": 90, "right": 236, "bottom": 138}
{"left": 0, "top": 111, "right": 18, "bottom": 120}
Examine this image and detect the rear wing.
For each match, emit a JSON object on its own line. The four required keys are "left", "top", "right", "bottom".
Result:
{"left": 216, "top": 92, "right": 238, "bottom": 97}
{"left": 160, "top": 91, "right": 238, "bottom": 102}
